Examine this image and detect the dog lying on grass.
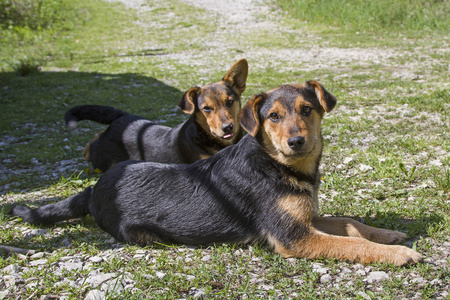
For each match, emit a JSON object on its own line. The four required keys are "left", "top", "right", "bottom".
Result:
{"left": 11, "top": 81, "right": 422, "bottom": 265}
{"left": 65, "top": 59, "right": 248, "bottom": 172}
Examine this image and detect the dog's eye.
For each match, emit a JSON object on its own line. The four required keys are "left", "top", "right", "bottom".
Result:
{"left": 301, "top": 106, "right": 312, "bottom": 116}
{"left": 203, "top": 106, "right": 213, "bottom": 112}
{"left": 269, "top": 112, "right": 280, "bottom": 121}
{"left": 225, "top": 100, "right": 234, "bottom": 107}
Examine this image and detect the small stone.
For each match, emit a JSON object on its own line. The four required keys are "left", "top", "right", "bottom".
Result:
{"left": 320, "top": 274, "right": 333, "bottom": 283}
{"left": 260, "top": 284, "right": 274, "bottom": 291}
{"left": 29, "top": 259, "right": 48, "bottom": 266}
{"left": 343, "top": 157, "right": 353, "bottom": 164}
{"left": 155, "top": 271, "right": 166, "bottom": 279}
{"left": 190, "top": 288, "right": 206, "bottom": 298}
{"left": 86, "top": 273, "right": 116, "bottom": 288}
{"left": 89, "top": 256, "right": 103, "bottom": 263}
{"left": 340, "top": 267, "right": 352, "bottom": 274}
{"left": 312, "top": 263, "right": 329, "bottom": 274}
{"left": 3, "top": 275, "right": 16, "bottom": 287}
{"left": 30, "top": 252, "right": 45, "bottom": 259}
{"left": 356, "top": 269, "right": 367, "bottom": 276}
{"left": 25, "top": 229, "right": 48, "bottom": 238}
{"left": 101, "top": 278, "right": 124, "bottom": 294}
{"left": 2, "top": 264, "right": 20, "bottom": 274}
{"left": 59, "top": 262, "right": 83, "bottom": 271}
{"left": 365, "top": 271, "right": 389, "bottom": 283}
{"left": 359, "top": 164, "right": 373, "bottom": 172}
{"left": 201, "top": 255, "right": 211, "bottom": 262}
{"left": 84, "top": 290, "right": 106, "bottom": 300}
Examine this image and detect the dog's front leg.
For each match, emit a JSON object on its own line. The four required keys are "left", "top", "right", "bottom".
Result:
{"left": 311, "top": 216, "right": 406, "bottom": 244}
{"left": 271, "top": 229, "right": 422, "bottom": 266}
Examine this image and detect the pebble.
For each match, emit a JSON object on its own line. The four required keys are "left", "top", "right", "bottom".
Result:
{"left": 85, "top": 290, "right": 106, "bottom": 300}
{"left": 59, "top": 262, "right": 83, "bottom": 271}
{"left": 2, "top": 264, "right": 20, "bottom": 274}
{"left": 365, "top": 271, "right": 390, "bottom": 283}
{"left": 155, "top": 271, "right": 166, "bottom": 279}
{"left": 89, "top": 256, "right": 103, "bottom": 263}
{"left": 29, "top": 259, "right": 48, "bottom": 266}
{"left": 30, "top": 252, "right": 45, "bottom": 259}
{"left": 85, "top": 272, "right": 117, "bottom": 288}
{"left": 320, "top": 274, "right": 333, "bottom": 283}
{"left": 312, "top": 263, "right": 329, "bottom": 274}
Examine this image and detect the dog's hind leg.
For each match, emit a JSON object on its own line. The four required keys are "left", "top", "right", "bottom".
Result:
{"left": 10, "top": 187, "right": 93, "bottom": 225}
{"left": 270, "top": 229, "right": 422, "bottom": 266}
{"left": 312, "top": 216, "right": 406, "bottom": 245}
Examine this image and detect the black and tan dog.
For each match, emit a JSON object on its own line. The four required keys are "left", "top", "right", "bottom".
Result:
{"left": 65, "top": 59, "right": 248, "bottom": 172}
{"left": 11, "top": 81, "right": 422, "bottom": 265}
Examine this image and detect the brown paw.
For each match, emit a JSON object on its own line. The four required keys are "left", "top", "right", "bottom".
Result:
{"left": 369, "top": 229, "right": 406, "bottom": 245}
{"left": 389, "top": 246, "right": 423, "bottom": 266}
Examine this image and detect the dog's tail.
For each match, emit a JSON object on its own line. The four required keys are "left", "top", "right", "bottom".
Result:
{"left": 65, "top": 105, "right": 125, "bottom": 130}
{"left": 10, "top": 187, "right": 93, "bottom": 225}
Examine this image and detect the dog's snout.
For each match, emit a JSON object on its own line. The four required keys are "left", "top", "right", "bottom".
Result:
{"left": 287, "top": 136, "right": 305, "bottom": 150}
{"left": 222, "top": 123, "right": 234, "bottom": 134}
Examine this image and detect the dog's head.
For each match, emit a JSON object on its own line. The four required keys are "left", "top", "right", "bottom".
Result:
{"left": 178, "top": 59, "right": 248, "bottom": 145}
{"left": 240, "top": 81, "right": 336, "bottom": 174}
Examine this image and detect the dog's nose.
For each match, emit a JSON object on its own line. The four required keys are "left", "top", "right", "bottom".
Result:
{"left": 287, "top": 136, "right": 305, "bottom": 150}
{"left": 222, "top": 123, "right": 234, "bottom": 134}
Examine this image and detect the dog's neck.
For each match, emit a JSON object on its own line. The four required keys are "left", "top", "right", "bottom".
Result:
{"left": 250, "top": 133, "right": 322, "bottom": 190}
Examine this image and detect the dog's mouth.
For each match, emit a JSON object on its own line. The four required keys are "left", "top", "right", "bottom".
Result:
{"left": 211, "top": 131, "right": 235, "bottom": 140}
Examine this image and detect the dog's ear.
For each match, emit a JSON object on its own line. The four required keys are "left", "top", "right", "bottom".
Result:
{"left": 306, "top": 81, "right": 337, "bottom": 113}
{"left": 178, "top": 87, "right": 201, "bottom": 114}
{"left": 240, "top": 94, "right": 264, "bottom": 136}
{"left": 222, "top": 59, "right": 248, "bottom": 95}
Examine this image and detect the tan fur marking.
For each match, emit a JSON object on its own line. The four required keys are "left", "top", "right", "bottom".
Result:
{"left": 82, "top": 130, "right": 104, "bottom": 161}
{"left": 195, "top": 110, "right": 210, "bottom": 135}
{"left": 270, "top": 229, "right": 422, "bottom": 266}
{"left": 278, "top": 194, "right": 315, "bottom": 224}
{"left": 312, "top": 216, "right": 407, "bottom": 244}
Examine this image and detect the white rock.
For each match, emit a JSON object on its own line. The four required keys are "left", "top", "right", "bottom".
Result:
{"left": 343, "top": 157, "right": 353, "bottom": 164}
{"left": 84, "top": 290, "right": 106, "bottom": 300}
{"left": 365, "top": 271, "right": 389, "bottom": 283}
{"left": 86, "top": 273, "right": 117, "bottom": 288}
{"left": 2, "top": 264, "right": 20, "bottom": 274}
{"left": 155, "top": 271, "right": 166, "bottom": 279}
{"left": 190, "top": 288, "right": 206, "bottom": 298}
{"left": 29, "top": 259, "right": 48, "bottom": 266}
{"left": 101, "top": 278, "right": 124, "bottom": 294}
{"left": 59, "top": 262, "right": 83, "bottom": 271}
{"left": 201, "top": 255, "right": 211, "bottom": 262}
{"left": 320, "top": 274, "right": 333, "bottom": 283}
{"left": 312, "top": 263, "right": 329, "bottom": 274}
{"left": 30, "top": 252, "right": 45, "bottom": 259}
{"left": 359, "top": 164, "right": 373, "bottom": 172}
{"left": 3, "top": 275, "right": 16, "bottom": 287}
{"left": 89, "top": 256, "right": 103, "bottom": 263}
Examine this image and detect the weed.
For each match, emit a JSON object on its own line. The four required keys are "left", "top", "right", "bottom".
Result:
{"left": 398, "top": 162, "right": 417, "bottom": 181}
{"left": 434, "top": 168, "right": 450, "bottom": 194}
{"left": 9, "top": 56, "right": 42, "bottom": 76}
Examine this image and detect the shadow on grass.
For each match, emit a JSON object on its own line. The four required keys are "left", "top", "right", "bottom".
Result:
{"left": 0, "top": 70, "right": 184, "bottom": 193}
{"left": 0, "top": 203, "right": 444, "bottom": 256}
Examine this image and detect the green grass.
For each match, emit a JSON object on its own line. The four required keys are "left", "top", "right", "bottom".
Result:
{"left": 0, "top": 0, "right": 449, "bottom": 298}
{"left": 277, "top": 0, "right": 450, "bottom": 33}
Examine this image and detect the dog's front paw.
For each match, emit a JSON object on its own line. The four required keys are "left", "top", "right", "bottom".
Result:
{"left": 10, "top": 205, "right": 35, "bottom": 224}
{"left": 387, "top": 245, "right": 423, "bottom": 266}
{"left": 369, "top": 228, "right": 407, "bottom": 245}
